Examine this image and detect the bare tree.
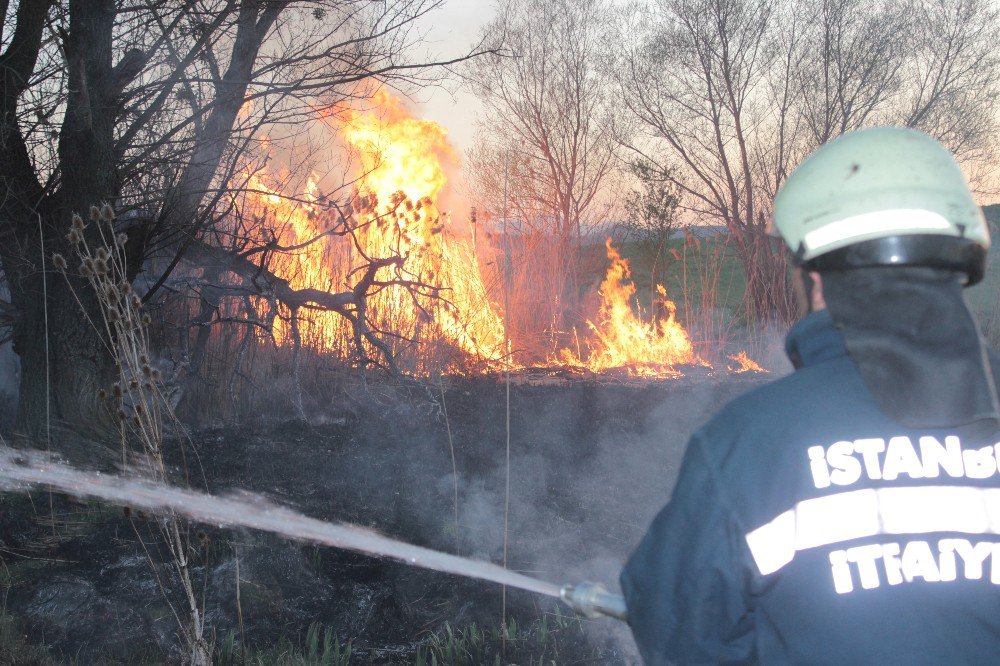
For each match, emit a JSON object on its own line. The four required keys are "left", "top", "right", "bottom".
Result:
{"left": 796, "top": 0, "right": 909, "bottom": 145}
{"left": 614, "top": 0, "right": 796, "bottom": 322}
{"left": 901, "top": 0, "right": 1000, "bottom": 165}
{"left": 463, "top": 0, "right": 621, "bottom": 352}
{"left": 614, "top": 0, "right": 1000, "bottom": 323}
{"left": 0, "top": 0, "right": 487, "bottom": 435}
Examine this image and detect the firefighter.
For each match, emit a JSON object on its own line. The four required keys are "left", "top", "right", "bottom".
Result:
{"left": 620, "top": 126, "right": 1000, "bottom": 664}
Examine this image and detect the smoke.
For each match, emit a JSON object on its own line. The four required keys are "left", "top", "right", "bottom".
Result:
{"left": 0, "top": 350, "right": 778, "bottom": 659}
{"left": 375, "top": 374, "right": 774, "bottom": 656}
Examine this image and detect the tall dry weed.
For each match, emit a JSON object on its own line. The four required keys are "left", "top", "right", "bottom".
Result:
{"left": 53, "top": 204, "right": 211, "bottom": 665}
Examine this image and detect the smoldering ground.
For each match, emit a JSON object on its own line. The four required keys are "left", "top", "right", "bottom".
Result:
{"left": 0, "top": 371, "right": 772, "bottom": 662}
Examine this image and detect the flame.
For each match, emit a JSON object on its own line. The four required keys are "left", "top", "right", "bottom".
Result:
{"left": 243, "top": 91, "right": 507, "bottom": 370}
{"left": 728, "top": 350, "right": 765, "bottom": 373}
{"left": 338, "top": 90, "right": 451, "bottom": 260}
{"left": 240, "top": 93, "right": 761, "bottom": 379}
{"left": 555, "top": 239, "right": 700, "bottom": 376}
{"left": 337, "top": 92, "right": 508, "bottom": 366}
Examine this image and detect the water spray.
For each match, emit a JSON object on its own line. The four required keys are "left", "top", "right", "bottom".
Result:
{"left": 0, "top": 447, "right": 627, "bottom": 622}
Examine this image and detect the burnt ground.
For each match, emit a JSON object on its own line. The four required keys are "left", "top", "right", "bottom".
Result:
{"left": 0, "top": 372, "right": 768, "bottom": 664}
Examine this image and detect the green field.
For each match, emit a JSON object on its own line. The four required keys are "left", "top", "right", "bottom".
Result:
{"left": 611, "top": 236, "right": 747, "bottom": 321}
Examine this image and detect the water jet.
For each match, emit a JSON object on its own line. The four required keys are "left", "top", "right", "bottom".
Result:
{"left": 0, "top": 447, "right": 628, "bottom": 622}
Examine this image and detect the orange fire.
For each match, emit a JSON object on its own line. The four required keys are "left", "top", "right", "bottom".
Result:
{"left": 242, "top": 91, "right": 763, "bottom": 378}
{"left": 728, "top": 350, "right": 765, "bottom": 373}
{"left": 338, "top": 92, "right": 508, "bottom": 365}
{"left": 243, "top": 91, "right": 508, "bottom": 371}
{"left": 555, "top": 239, "right": 702, "bottom": 376}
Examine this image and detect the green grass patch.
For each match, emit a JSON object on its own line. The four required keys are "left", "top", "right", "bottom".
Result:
{"left": 415, "top": 607, "right": 600, "bottom": 666}
{"left": 216, "top": 623, "right": 352, "bottom": 666}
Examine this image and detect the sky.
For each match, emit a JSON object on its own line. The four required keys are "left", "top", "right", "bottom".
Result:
{"left": 402, "top": 1, "right": 1000, "bottom": 204}
{"left": 409, "top": 0, "right": 497, "bottom": 153}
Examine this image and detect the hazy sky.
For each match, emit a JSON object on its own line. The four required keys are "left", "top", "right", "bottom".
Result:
{"left": 396, "top": 1, "right": 1000, "bottom": 201}
{"left": 409, "top": 1, "right": 497, "bottom": 153}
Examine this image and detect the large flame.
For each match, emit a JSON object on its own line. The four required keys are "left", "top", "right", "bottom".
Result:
{"left": 244, "top": 91, "right": 508, "bottom": 370}
{"left": 338, "top": 92, "right": 507, "bottom": 364}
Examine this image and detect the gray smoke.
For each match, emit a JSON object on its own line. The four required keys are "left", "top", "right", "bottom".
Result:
{"left": 413, "top": 372, "right": 776, "bottom": 657}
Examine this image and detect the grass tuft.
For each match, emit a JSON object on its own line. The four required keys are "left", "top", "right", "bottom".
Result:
{"left": 415, "top": 608, "right": 597, "bottom": 666}
{"left": 216, "top": 623, "right": 352, "bottom": 666}
{"left": 0, "top": 607, "right": 58, "bottom": 666}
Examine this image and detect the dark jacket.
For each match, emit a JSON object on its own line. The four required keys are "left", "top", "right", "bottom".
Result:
{"left": 621, "top": 309, "right": 1000, "bottom": 664}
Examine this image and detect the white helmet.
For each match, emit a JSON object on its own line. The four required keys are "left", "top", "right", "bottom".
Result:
{"left": 773, "top": 126, "right": 989, "bottom": 284}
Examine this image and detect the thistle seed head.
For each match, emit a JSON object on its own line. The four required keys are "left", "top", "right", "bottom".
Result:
{"left": 141, "top": 314, "right": 152, "bottom": 326}
{"left": 79, "top": 261, "right": 94, "bottom": 278}
{"left": 97, "top": 388, "right": 107, "bottom": 400}
{"left": 94, "top": 258, "right": 108, "bottom": 276}
{"left": 89, "top": 206, "right": 101, "bottom": 222}
{"left": 116, "top": 408, "right": 127, "bottom": 421}
{"left": 67, "top": 228, "right": 82, "bottom": 245}
{"left": 106, "top": 307, "right": 120, "bottom": 322}
{"left": 139, "top": 354, "right": 149, "bottom": 365}
{"left": 150, "top": 368, "right": 161, "bottom": 381}
{"left": 111, "top": 382, "right": 122, "bottom": 398}
{"left": 95, "top": 247, "right": 109, "bottom": 262}
{"left": 100, "top": 203, "right": 115, "bottom": 222}
{"left": 134, "top": 403, "right": 144, "bottom": 416}
{"left": 52, "top": 254, "right": 68, "bottom": 271}
{"left": 104, "top": 285, "right": 120, "bottom": 304}
{"left": 129, "top": 379, "right": 139, "bottom": 389}
{"left": 116, "top": 233, "right": 128, "bottom": 247}
{"left": 130, "top": 294, "right": 141, "bottom": 309}
{"left": 71, "top": 213, "right": 86, "bottom": 231}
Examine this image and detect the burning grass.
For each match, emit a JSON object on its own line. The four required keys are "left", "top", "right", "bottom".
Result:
{"left": 225, "top": 89, "right": 766, "bottom": 382}
{"left": 554, "top": 239, "right": 702, "bottom": 377}
{"left": 239, "top": 90, "right": 508, "bottom": 374}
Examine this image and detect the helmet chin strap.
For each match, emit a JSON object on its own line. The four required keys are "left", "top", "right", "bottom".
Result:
{"left": 822, "top": 267, "right": 1000, "bottom": 432}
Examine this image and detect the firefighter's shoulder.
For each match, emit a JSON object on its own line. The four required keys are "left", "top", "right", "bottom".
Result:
{"left": 696, "top": 353, "right": 875, "bottom": 461}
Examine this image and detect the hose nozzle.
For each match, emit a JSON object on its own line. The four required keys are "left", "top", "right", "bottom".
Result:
{"left": 560, "top": 581, "right": 628, "bottom": 621}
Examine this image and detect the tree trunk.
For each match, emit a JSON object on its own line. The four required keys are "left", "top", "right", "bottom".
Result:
{"left": 10, "top": 237, "right": 114, "bottom": 439}
{"left": 9, "top": 0, "right": 121, "bottom": 438}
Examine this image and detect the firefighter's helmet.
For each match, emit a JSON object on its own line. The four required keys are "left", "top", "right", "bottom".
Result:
{"left": 772, "top": 126, "right": 989, "bottom": 284}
